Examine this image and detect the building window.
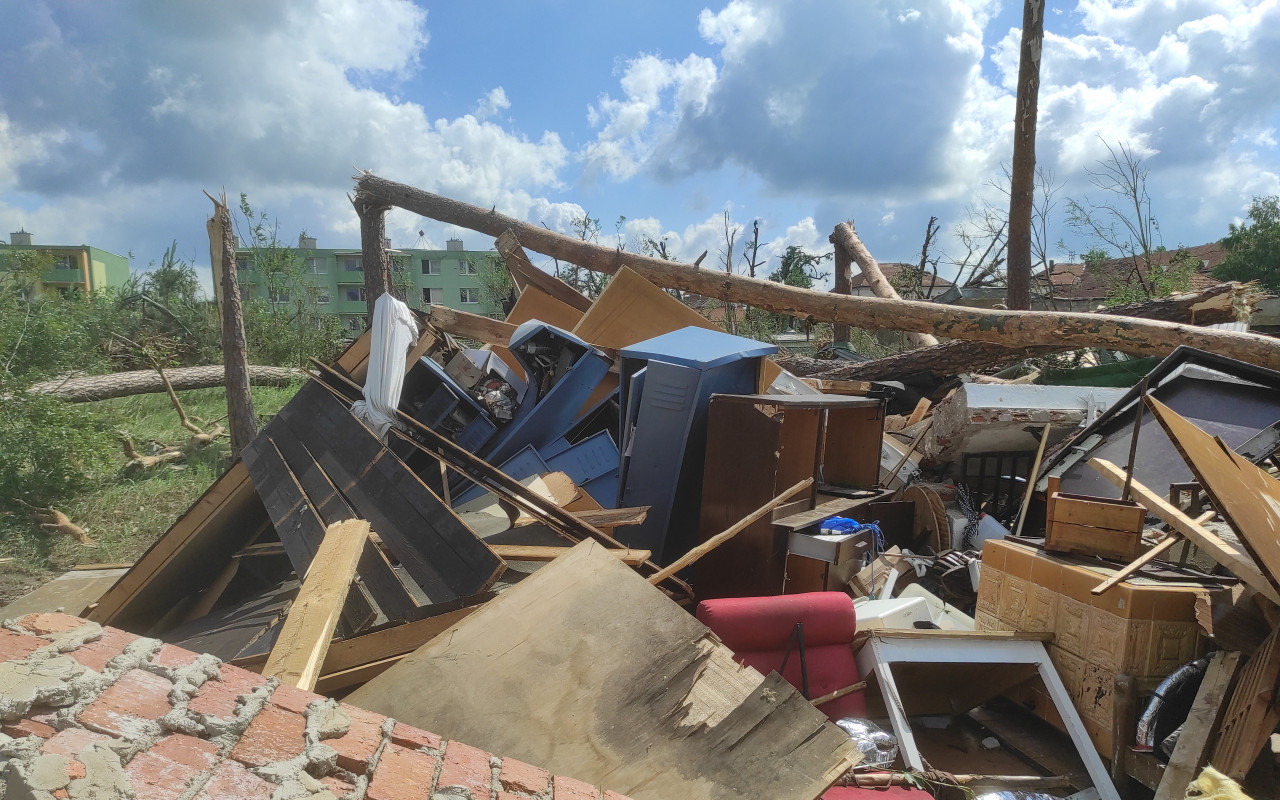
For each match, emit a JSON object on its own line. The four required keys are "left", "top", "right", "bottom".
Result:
{"left": 460, "top": 287, "right": 479, "bottom": 304}
{"left": 54, "top": 255, "right": 77, "bottom": 270}
{"left": 316, "top": 292, "right": 331, "bottom": 305}
{"left": 269, "top": 291, "right": 290, "bottom": 304}
{"left": 342, "top": 315, "right": 364, "bottom": 332}
{"left": 306, "top": 257, "right": 326, "bottom": 274}
{"left": 459, "top": 259, "right": 478, "bottom": 275}
{"left": 343, "top": 257, "right": 362, "bottom": 272}
{"left": 346, "top": 287, "right": 366, "bottom": 302}
{"left": 238, "top": 256, "right": 253, "bottom": 272}
{"left": 422, "top": 287, "right": 443, "bottom": 305}
{"left": 422, "top": 259, "right": 441, "bottom": 275}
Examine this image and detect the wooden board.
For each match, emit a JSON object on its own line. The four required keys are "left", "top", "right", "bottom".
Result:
{"left": 347, "top": 541, "right": 858, "bottom": 800}
{"left": 497, "top": 230, "right": 594, "bottom": 313}
{"left": 1045, "top": 521, "right": 1143, "bottom": 562}
{"left": 1145, "top": 395, "right": 1280, "bottom": 599}
{"left": 1050, "top": 493, "right": 1146, "bottom": 531}
{"left": 263, "top": 519, "right": 371, "bottom": 690}
{"left": 1211, "top": 625, "right": 1280, "bottom": 779}
{"left": 1153, "top": 650, "right": 1244, "bottom": 799}
{"left": 491, "top": 285, "right": 585, "bottom": 378}
{"left": 489, "top": 545, "right": 650, "bottom": 565}
{"left": 1089, "top": 458, "right": 1280, "bottom": 604}
{"left": 1, "top": 568, "right": 129, "bottom": 619}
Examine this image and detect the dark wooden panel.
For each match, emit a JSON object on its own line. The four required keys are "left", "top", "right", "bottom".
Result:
{"left": 279, "top": 382, "right": 504, "bottom": 603}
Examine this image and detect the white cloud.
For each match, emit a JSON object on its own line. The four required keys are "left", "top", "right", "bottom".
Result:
{"left": 474, "top": 87, "right": 511, "bottom": 120}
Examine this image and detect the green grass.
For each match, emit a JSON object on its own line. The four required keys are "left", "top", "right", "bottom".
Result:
{"left": 0, "top": 382, "right": 302, "bottom": 604}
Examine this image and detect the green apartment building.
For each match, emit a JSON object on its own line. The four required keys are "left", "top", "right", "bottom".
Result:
{"left": 1, "top": 229, "right": 131, "bottom": 296}
{"left": 231, "top": 236, "right": 500, "bottom": 334}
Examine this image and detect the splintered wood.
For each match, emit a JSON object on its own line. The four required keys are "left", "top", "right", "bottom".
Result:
{"left": 348, "top": 541, "right": 858, "bottom": 800}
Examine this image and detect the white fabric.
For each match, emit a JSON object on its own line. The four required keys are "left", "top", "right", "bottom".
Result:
{"left": 351, "top": 293, "right": 419, "bottom": 440}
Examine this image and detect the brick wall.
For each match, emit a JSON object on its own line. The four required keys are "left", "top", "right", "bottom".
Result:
{"left": 0, "top": 613, "right": 631, "bottom": 800}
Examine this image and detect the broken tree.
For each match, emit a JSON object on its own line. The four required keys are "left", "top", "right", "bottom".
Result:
{"left": 353, "top": 173, "right": 1280, "bottom": 370}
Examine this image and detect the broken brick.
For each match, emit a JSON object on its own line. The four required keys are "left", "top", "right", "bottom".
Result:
{"left": 390, "top": 721, "right": 441, "bottom": 752}
{"left": 42, "top": 729, "right": 111, "bottom": 758}
{"left": 195, "top": 759, "right": 276, "bottom": 800}
{"left": 188, "top": 663, "right": 268, "bottom": 718}
{"left": 0, "top": 627, "right": 43, "bottom": 661}
{"left": 437, "top": 740, "right": 493, "bottom": 798}
{"left": 67, "top": 626, "right": 138, "bottom": 672}
{"left": 77, "top": 668, "right": 173, "bottom": 737}
{"left": 499, "top": 757, "right": 550, "bottom": 795}
{"left": 17, "top": 612, "right": 87, "bottom": 636}
{"left": 3, "top": 718, "right": 56, "bottom": 739}
{"left": 366, "top": 743, "right": 439, "bottom": 800}
{"left": 553, "top": 774, "right": 602, "bottom": 800}
{"left": 230, "top": 704, "right": 307, "bottom": 767}
{"left": 329, "top": 703, "right": 386, "bottom": 773}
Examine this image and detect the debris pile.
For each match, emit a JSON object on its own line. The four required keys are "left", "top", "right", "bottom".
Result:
{"left": 5, "top": 178, "right": 1280, "bottom": 800}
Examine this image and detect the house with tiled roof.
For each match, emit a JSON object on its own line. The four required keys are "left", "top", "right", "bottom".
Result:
{"left": 1050, "top": 242, "right": 1229, "bottom": 307}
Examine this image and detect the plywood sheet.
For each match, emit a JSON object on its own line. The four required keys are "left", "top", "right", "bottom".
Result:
{"left": 1146, "top": 395, "right": 1280, "bottom": 598}
{"left": 0, "top": 568, "right": 128, "bottom": 619}
{"left": 348, "top": 541, "right": 856, "bottom": 800}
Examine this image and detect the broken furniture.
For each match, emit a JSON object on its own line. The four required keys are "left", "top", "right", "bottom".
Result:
{"left": 348, "top": 541, "right": 859, "bottom": 800}
{"left": 1040, "top": 346, "right": 1280, "bottom": 502}
{"left": 853, "top": 628, "right": 1121, "bottom": 800}
{"left": 696, "top": 393, "right": 885, "bottom": 599}
{"left": 977, "top": 538, "right": 1220, "bottom": 758}
{"left": 1044, "top": 475, "right": 1146, "bottom": 561}
{"left": 695, "top": 591, "right": 868, "bottom": 720}
{"left": 614, "top": 326, "right": 777, "bottom": 563}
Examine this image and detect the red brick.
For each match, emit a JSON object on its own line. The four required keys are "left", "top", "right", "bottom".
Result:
{"left": 126, "top": 750, "right": 202, "bottom": 800}
{"left": 65, "top": 760, "right": 86, "bottom": 780}
{"left": 390, "top": 722, "right": 442, "bottom": 751}
{"left": 150, "top": 643, "right": 199, "bottom": 671}
{"left": 367, "top": 743, "right": 439, "bottom": 800}
{"left": 553, "top": 774, "right": 601, "bottom": 800}
{"left": 437, "top": 740, "right": 493, "bottom": 798}
{"left": 150, "top": 734, "right": 220, "bottom": 771}
{"left": 188, "top": 663, "right": 268, "bottom": 718}
{"left": 67, "top": 627, "right": 138, "bottom": 673}
{"left": 2, "top": 718, "right": 56, "bottom": 739}
{"left": 499, "top": 757, "right": 550, "bottom": 795}
{"left": 268, "top": 681, "right": 316, "bottom": 715}
{"left": 42, "top": 729, "right": 110, "bottom": 758}
{"left": 0, "top": 627, "right": 43, "bottom": 661}
{"left": 230, "top": 704, "right": 307, "bottom": 767}
{"left": 78, "top": 669, "right": 174, "bottom": 736}
{"left": 29, "top": 705, "right": 60, "bottom": 725}
{"left": 194, "top": 759, "right": 275, "bottom": 800}
{"left": 17, "top": 612, "right": 87, "bottom": 635}
{"left": 329, "top": 703, "right": 387, "bottom": 773}
{"left": 321, "top": 774, "right": 357, "bottom": 796}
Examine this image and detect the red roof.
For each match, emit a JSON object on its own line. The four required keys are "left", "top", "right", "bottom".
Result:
{"left": 847, "top": 263, "right": 955, "bottom": 292}
{"left": 1051, "top": 243, "right": 1227, "bottom": 300}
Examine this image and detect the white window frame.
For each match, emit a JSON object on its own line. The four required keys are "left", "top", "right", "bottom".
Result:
{"left": 460, "top": 287, "right": 479, "bottom": 304}
{"left": 422, "top": 259, "right": 441, "bottom": 275}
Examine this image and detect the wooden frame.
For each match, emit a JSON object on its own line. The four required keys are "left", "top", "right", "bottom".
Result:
{"left": 854, "top": 630, "right": 1120, "bottom": 800}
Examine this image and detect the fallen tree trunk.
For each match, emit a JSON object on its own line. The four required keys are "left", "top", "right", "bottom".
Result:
{"left": 355, "top": 173, "right": 1280, "bottom": 371}
{"left": 777, "top": 282, "right": 1260, "bottom": 381}
{"left": 29, "top": 365, "right": 305, "bottom": 403}
{"left": 829, "top": 221, "right": 938, "bottom": 348}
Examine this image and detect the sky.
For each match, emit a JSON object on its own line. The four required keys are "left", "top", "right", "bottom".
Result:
{"left": 1, "top": 0, "right": 1278, "bottom": 294}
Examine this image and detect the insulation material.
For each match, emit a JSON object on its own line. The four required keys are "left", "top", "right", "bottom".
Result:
{"left": 351, "top": 293, "right": 419, "bottom": 439}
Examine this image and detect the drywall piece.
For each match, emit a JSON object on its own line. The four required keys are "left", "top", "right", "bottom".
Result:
{"left": 925, "top": 384, "right": 1127, "bottom": 465}
{"left": 348, "top": 541, "right": 858, "bottom": 800}
{"left": 855, "top": 630, "right": 1120, "bottom": 800}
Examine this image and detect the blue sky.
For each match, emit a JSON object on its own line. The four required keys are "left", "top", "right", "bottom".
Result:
{"left": 1, "top": 0, "right": 1278, "bottom": 293}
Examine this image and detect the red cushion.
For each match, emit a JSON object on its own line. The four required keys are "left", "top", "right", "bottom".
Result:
{"left": 697, "top": 592, "right": 866, "bottom": 719}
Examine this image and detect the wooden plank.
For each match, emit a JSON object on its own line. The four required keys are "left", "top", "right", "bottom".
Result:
{"left": 425, "top": 305, "right": 517, "bottom": 345}
{"left": 490, "top": 285, "right": 586, "bottom": 378}
{"left": 1089, "top": 457, "right": 1280, "bottom": 604}
{"left": 1144, "top": 395, "right": 1280, "bottom": 600}
{"left": 1045, "top": 521, "right": 1143, "bottom": 562}
{"left": 347, "top": 541, "right": 858, "bottom": 800}
{"left": 490, "top": 545, "right": 651, "bottom": 565}
{"left": 1211, "top": 625, "right": 1280, "bottom": 779}
{"left": 801, "top": 378, "right": 872, "bottom": 396}
{"left": 88, "top": 460, "right": 268, "bottom": 631}
{"left": 772, "top": 491, "right": 892, "bottom": 532}
{"left": 1091, "top": 535, "right": 1182, "bottom": 595}
{"left": 263, "top": 520, "right": 371, "bottom": 690}
{"left": 1050, "top": 493, "right": 1147, "bottom": 531}
{"left": 1153, "top": 650, "right": 1244, "bottom": 799}
{"left": 264, "top": 430, "right": 417, "bottom": 621}
{"left": 569, "top": 506, "right": 648, "bottom": 529}
{"left": 497, "top": 230, "right": 593, "bottom": 313}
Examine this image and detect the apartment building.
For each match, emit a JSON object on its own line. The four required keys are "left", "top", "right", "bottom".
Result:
{"left": 1, "top": 229, "right": 130, "bottom": 296}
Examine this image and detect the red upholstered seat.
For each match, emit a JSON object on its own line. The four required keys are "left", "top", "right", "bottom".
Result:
{"left": 696, "top": 592, "right": 867, "bottom": 719}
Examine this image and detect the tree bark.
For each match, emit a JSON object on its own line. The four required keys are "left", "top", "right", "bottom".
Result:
{"left": 352, "top": 191, "right": 393, "bottom": 321}
{"left": 353, "top": 174, "right": 1280, "bottom": 371}
{"left": 831, "top": 241, "right": 853, "bottom": 345}
{"left": 1006, "top": 0, "right": 1045, "bottom": 310}
{"left": 830, "top": 220, "right": 939, "bottom": 348}
{"left": 28, "top": 365, "right": 305, "bottom": 403}
{"left": 206, "top": 191, "right": 258, "bottom": 457}
{"left": 776, "top": 281, "right": 1258, "bottom": 382}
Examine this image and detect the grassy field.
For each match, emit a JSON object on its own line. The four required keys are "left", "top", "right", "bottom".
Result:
{"left": 0, "top": 382, "right": 302, "bottom": 605}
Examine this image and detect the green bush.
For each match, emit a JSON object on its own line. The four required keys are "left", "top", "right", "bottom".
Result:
{"left": 0, "top": 382, "right": 116, "bottom": 506}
